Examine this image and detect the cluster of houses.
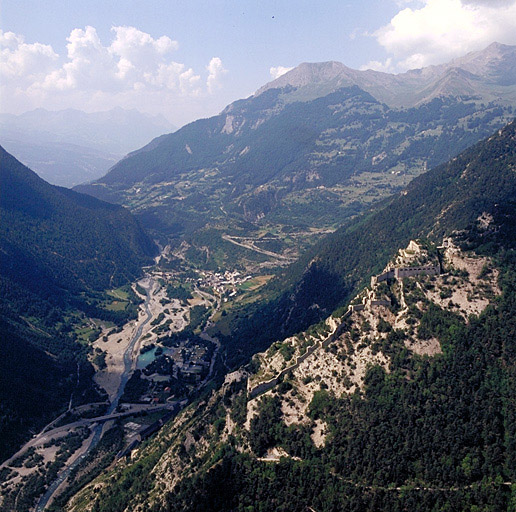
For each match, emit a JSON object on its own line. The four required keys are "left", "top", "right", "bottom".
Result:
{"left": 197, "top": 270, "right": 252, "bottom": 296}
{"left": 175, "top": 360, "right": 209, "bottom": 381}
{"left": 142, "top": 340, "right": 211, "bottom": 384}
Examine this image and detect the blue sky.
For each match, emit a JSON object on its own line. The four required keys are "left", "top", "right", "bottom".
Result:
{"left": 2, "top": 0, "right": 516, "bottom": 126}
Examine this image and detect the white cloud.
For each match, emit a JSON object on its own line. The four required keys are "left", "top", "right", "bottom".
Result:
{"left": 206, "top": 57, "right": 227, "bottom": 94}
{"left": 46, "top": 26, "right": 119, "bottom": 91}
{"left": 269, "top": 66, "right": 294, "bottom": 80}
{"left": 110, "top": 26, "right": 178, "bottom": 73}
{"left": 0, "top": 26, "right": 226, "bottom": 125}
{"left": 0, "top": 30, "right": 58, "bottom": 82}
{"left": 370, "top": 0, "right": 516, "bottom": 71}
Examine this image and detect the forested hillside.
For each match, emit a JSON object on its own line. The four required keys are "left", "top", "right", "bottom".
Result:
{"left": 1, "top": 146, "right": 156, "bottom": 293}
{"left": 219, "top": 119, "right": 516, "bottom": 367}
{"left": 164, "top": 251, "right": 516, "bottom": 511}
{"left": 0, "top": 147, "right": 157, "bottom": 461}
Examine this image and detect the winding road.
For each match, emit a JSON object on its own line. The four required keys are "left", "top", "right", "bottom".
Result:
{"left": 222, "top": 234, "right": 295, "bottom": 263}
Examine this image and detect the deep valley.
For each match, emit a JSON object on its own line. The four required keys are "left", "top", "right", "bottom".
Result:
{"left": 1, "top": 40, "right": 516, "bottom": 512}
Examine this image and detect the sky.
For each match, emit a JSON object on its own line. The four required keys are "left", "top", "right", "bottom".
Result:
{"left": 2, "top": 0, "right": 516, "bottom": 127}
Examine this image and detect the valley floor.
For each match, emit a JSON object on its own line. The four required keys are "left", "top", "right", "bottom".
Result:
{"left": 0, "top": 252, "right": 242, "bottom": 511}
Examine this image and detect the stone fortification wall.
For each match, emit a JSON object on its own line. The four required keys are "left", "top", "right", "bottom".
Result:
{"left": 371, "top": 270, "right": 394, "bottom": 288}
{"left": 248, "top": 376, "right": 280, "bottom": 399}
{"left": 371, "top": 269, "right": 395, "bottom": 287}
{"left": 394, "top": 265, "right": 440, "bottom": 279}
{"left": 248, "top": 257, "right": 440, "bottom": 400}
{"left": 378, "top": 269, "right": 395, "bottom": 281}
{"left": 248, "top": 312, "right": 350, "bottom": 399}
{"left": 372, "top": 264, "right": 439, "bottom": 287}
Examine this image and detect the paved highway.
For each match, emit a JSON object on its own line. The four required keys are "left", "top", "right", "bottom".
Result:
{"left": 0, "top": 404, "right": 172, "bottom": 471}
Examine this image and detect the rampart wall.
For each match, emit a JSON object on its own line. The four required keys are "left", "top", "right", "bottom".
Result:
{"left": 248, "top": 260, "right": 440, "bottom": 400}
{"left": 394, "top": 265, "right": 440, "bottom": 279}
{"left": 248, "top": 311, "right": 350, "bottom": 399}
{"left": 372, "top": 264, "right": 440, "bottom": 287}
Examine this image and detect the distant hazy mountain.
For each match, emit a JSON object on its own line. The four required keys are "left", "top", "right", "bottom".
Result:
{"left": 0, "top": 107, "right": 176, "bottom": 187}
{"left": 76, "top": 43, "right": 516, "bottom": 251}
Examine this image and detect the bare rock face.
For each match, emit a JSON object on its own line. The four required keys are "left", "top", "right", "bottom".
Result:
{"left": 446, "top": 42, "right": 516, "bottom": 81}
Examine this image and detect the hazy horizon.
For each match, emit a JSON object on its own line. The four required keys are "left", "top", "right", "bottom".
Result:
{"left": 2, "top": 0, "right": 516, "bottom": 126}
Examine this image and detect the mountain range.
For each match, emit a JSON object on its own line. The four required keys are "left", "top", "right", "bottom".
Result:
{"left": 75, "top": 43, "right": 516, "bottom": 257}
{"left": 57, "top": 109, "right": 516, "bottom": 512}
{"left": 1, "top": 42, "right": 516, "bottom": 512}
{"left": 257, "top": 42, "right": 516, "bottom": 107}
{"left": 0, "top": 108, "right": 175, "bottom": 187}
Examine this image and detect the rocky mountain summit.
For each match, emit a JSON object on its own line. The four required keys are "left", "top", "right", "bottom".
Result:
{"left": 257, "top": 42, "right": 516, "bottom": 107}
{"left": 246, "top": 238, "right": 498, "bottom": 406}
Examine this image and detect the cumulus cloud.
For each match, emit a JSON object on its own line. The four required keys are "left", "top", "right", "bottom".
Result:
{"left": 0, "top": 26, "right": 226, "bottom": 124}
{"left": 369, "top": 0, "right": 516, "bottom": 71}
{"left": 29, "top": 25, "right": 202, "bottom": 94}
{"left": 206, "top": 57, "right": 227, "bottom": 94}
{"left": 111, "top": 26, "right": 178, "bottom": 63}
{"left": 40, "top": 26, "right": 118, "bottom": 91}
{"left": 269, "top": 66, "right": 294, "bottom": 80}
{"left": 0, "top": 30, "right": 58, "bottom": 82}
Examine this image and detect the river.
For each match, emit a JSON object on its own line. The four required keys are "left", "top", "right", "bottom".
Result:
{"left": 35, "top": 277, "right": 155, "bottom": 511}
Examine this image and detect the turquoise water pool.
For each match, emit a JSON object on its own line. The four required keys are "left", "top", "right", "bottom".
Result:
{"left": 137, "top": 346, "right": 176, "bottom": 369}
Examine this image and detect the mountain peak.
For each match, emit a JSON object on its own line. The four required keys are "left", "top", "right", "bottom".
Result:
{"left": 254, "top": 42, "right": 516, "bottom": 107}
{"left": 255, "top": 61, "right": 357, "bottom": 97}
{"left": 446, "top": 41, "right": 516, "bottom": 77}
{"left": 486, "top": 41, "right": 511, "bottom": 51}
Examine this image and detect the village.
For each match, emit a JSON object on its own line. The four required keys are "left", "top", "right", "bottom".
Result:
{"left": 132, "top": 335, "right": 214, "bottom": 405}
{"left": 196, "top": 269, "right": 253, "bottom": 297}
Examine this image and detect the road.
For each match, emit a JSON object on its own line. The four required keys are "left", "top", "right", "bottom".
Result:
{"left": 34, "top": 276, "right": 156, "bottom": 511}
{"left": 194, "top": 286, "right": 228, "bottom": 382}
{"left": 0, "top": 404, "right": 174, "bottom": 471}
{"left": 222, "top": 234, "right": 295, "bottom": 263}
